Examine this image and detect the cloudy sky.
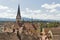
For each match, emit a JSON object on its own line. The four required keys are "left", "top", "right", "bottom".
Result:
{"left": 0, "top": 0, "right": 60, "bottom": 20}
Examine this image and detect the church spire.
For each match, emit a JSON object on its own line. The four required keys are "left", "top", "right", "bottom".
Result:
{"left": 17, "top": 5, "right": 20, "bottom": 16}
{"left": 17, "top": 5, "right": 21, "bottom": 18}
{"left": 16, "top": 4, "right": 21, "bottom": 22}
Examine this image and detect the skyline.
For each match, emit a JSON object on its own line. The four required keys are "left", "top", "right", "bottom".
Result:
{"left": 0, "top": 0, "right": 60, "bottom": 21}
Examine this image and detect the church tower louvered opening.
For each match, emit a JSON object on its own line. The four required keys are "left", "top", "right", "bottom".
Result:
{"left": 16, "top": 5, "right": 21, "bottom": 23}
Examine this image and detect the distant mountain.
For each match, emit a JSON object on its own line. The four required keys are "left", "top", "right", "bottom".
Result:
{"left": 22, "top": 17, "right": 59, "bottom": 22}
{"left": 0, "top": 17, "right": 34, "bottom": 21}
{"left": 0, "top": 18, "right": 16, "bottom": 21}
{"left": 0, "top": 17, "right": 59, "bottom": 22}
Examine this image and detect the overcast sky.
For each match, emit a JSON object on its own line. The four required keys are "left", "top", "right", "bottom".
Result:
{"left": 0, "top": 0, "right": 60, "bottom": 20}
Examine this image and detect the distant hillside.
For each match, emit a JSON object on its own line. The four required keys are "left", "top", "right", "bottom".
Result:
{"left": 0, "top": 17, "right": 59, "bottom": 22}
{"left": 0, "top": 18, "right": 16, "bottom": 21}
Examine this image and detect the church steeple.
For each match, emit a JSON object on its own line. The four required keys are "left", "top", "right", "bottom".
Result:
{"left": 16, "top": 5, "right": 21, "bottom": 22}
{"left": 17, "top": 5, "right": 21, "bottom": 18}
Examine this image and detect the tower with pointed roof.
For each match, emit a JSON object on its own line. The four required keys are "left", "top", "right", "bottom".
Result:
{"left": 16, "top": 5, "right": 21, "bottom": 23}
